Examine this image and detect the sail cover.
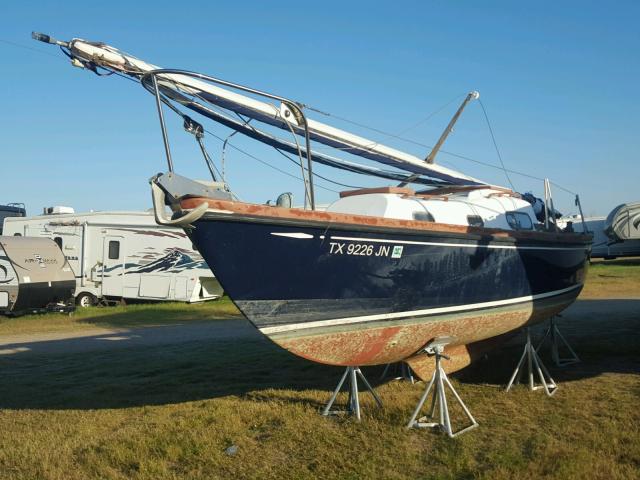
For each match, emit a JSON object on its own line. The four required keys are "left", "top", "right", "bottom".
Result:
{"left": 64, "top": 39, "right": 486, "bottom": 186}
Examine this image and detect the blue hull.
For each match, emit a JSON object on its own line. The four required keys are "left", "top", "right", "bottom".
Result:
{"left": 188, "top": 210, "right": 590, "bottom": 368}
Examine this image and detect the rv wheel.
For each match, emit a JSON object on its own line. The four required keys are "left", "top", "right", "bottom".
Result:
{"left": 76, "top": 293, "right": 96, "bottom": 308}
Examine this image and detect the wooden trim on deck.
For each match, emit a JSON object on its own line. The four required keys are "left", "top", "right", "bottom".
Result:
{"left": 339, "top": 187, "right": 415, "bottom": 198}
{"left": 180, "top": 197, "right": 592, "bottom": 245}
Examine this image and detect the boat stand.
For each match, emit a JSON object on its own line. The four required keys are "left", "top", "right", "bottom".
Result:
{"left": 536, "top": 316, "right": 580, "bottom": 367}
{"left": 406, "top": 341, "right": 478, "bottom": 437}
{"left": 506, "top": 327, "right": 558, "bottom": 396}
{"left": 322, "top": 366, "right": 383, "bottom": 421}
{"left": 379, "top": 361, "right": 416, "bottom": 384}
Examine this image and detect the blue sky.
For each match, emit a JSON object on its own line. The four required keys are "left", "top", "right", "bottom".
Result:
{"left": 1, "top": 1, "right": 638, "bottom": 217}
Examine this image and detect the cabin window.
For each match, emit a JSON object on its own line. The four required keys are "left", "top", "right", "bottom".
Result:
{"left": 506, "top": 212, "right": 534, "bottom": 231}
{"left": 108, "top": 240, "right": 120, "bottom": 260}
{"left": 54, "top": 237, "right": 63, "bottom": 250}
{"left": 413, "top": 211, "right": 435, "bottom": 222}
{"left": 467, "top": 215, "right": 484, "bottom": 227}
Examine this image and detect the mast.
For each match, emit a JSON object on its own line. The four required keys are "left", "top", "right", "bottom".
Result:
{"left": 33, "top": 33, "right": 487, "bottom": 187}
{"left": 425, "top": 91, "right": 479, "bottom": 164}
{"left": 398, "top": 91, "right": 479, "bottom": 187}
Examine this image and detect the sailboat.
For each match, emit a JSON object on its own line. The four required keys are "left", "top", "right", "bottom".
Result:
{"left": 34, "top": 33, "right": 591, "bottom": 379}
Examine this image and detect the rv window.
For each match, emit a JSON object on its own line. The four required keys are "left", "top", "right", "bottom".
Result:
{"left": 54, "top": 237, "right": 63, "bottom": 250}
{"left": 506, "top": 212, "right": 534, "bottom": 231}
{"left": 108, "top": 240, "right": 120, "bottom": 260}
{"left": 467, "top": 215, "right": 484, "bottom": 227}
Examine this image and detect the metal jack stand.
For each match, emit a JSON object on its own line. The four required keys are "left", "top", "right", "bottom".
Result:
{"left": 379, "top": 361, "right": 416, "bottom": 384}
{"left": 406, "top": 339, "right": 478, "bottom": 437}
{"left": 536, "top": 316, "right": 580, "bottom": 367}
{"left": 506, "top": 327, "right": 558, "bottom": 396}
{"left": 322, "top": 366, "right": 383, "bottom": 421}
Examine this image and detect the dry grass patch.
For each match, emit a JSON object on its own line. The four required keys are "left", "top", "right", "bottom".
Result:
{"left": 581, "top": 257, "right": 640, "bottom": 298}
{"left": 1, "top": 303, "right": 639, "bottom": 479}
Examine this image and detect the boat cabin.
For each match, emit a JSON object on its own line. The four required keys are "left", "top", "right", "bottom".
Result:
{"left": 327, "top": 186, "right": 539, "bottom": 231}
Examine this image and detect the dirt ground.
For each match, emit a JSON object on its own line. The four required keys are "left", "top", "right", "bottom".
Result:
{"left": 0, "top": 318, "right": 258, "bottom": 356}
{"left": 0, "top": 296, "right": 637, "bottom": 358}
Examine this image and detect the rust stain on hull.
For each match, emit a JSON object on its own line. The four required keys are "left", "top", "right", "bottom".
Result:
{"left": 405, "top": 332, "right": 517, "bottom": 380}
{"left": 271, "top": 295, "right": 573, "bottom": 375}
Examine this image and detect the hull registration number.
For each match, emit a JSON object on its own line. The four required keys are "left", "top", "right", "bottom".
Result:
{"left": 329, "top": 242, "right": 403, "bottom": 258}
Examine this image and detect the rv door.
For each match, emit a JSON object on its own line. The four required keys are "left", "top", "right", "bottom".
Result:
{"left": 101, "top": 235, "right": 125, "bottom": 299}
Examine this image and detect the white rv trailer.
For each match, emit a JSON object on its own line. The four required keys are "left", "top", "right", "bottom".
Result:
{"left": 3, "top": 210, "right": 223, "bottom": 306}
{"left": 559, "top": 216, "right": 640, "bottom": 259}
{"left": 0, "top": 203, "right": 26, "bottom": 235}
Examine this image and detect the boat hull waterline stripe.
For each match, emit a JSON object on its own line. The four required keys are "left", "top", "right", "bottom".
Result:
{"left": 259, "top": 284, "right": 582, "bottom": 335}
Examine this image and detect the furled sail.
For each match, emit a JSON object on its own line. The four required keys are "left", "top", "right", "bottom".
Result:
{"left": 55, "top": 37, "right": 486, "bottom": 185}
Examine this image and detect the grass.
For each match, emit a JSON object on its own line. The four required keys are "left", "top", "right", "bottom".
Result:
{"left": 0, "top": 259, "right": 638, "bottom": 479}
{"left": 581, "top": 257, "right": 640, "bottom": 298}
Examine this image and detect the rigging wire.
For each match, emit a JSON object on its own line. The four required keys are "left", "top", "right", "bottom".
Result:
{"left": 140, "top": 73, "right": 578, "bottom": 196}
{"left": 17, "top": 35, "right": 579, "bottom": 198}
{"left": 478, "top": 99, "right": 515, "bottom": 191}
{"left": 437, "top": 149, "right": 577, "bottom": 195}
{"left": 229, "top": 112, "right": 362, "bottom": 188}
{"left": 307, "top": 91, "right": 523, "bottom": 191}
{"left": 202, "top": 127, "right": 341, "bottom": 193}
{"left": 195, "top": 133, "right": 224, "bottom": 181}
{"left": 221, "top": 129, "right": 239, "bottom": 183}
{"left": 230, "top": 113, "right": 364, "bottom": 189}
{"left": 89, "top": 48, "right": 581, "bottom": 196}
{"left": 306, "top": 92, "right": 465, "bottom": 144}
{"left": 149, "top": 84, "right": 383, "bottom": 190}
{"left": 221, "top": 114, "right": 257, "bottom": 183}
{"left": 168, "top": 86, "right": 326, "bottom": 194}
{"left": 69, "top": 56, "right": 369, "bottom": 191}
{"left": 128, "top": 78, "right": 333, "bottom": 193}
{"left": 282, "top": 116, "right": 313, "bottom": 207}
{"left": 270, "top": 147, "right": 364, "bottom": 189}
{"left": 304, "top": 90, "right": 577, "bottom": 195}
{"left": 228, "top": 113, "right": 374, "bottom": 189}
{"left": 174, "top": 83, "right": 378, "bottom": 157}
{"left": 163, "top": 93, "right": 347, "bottom": 193}
{"left": 225, "top": 112, "right": 366, "bottom": 189}
{"left": 0, "top": 38, "right": 61, "bottom": 58}
{"left": 394, "top": 94, "right": 466, "bottom": 137}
